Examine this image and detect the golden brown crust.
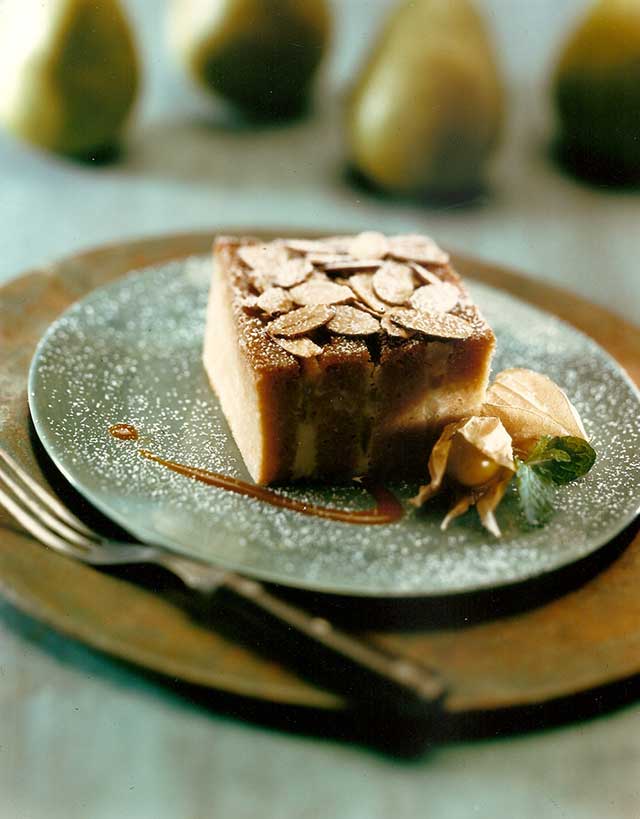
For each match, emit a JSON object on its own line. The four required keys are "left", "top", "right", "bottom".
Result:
{"left": 215, "top": 238, "right": 301, "bottom": 375}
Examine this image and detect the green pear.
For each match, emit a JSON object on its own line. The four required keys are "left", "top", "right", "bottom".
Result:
{"left": 168, "top": 0, "right": 331, "bottom": 119}
{"left": 553, "top": 0, "right": 640, "bottom": 181}
{"left": 346, "top": 0, "right": 504, "bottom": 198}
{"left": 0, "top": 0, "right": 139, "bottom": 158}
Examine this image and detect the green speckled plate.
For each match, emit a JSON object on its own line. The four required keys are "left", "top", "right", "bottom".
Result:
{"left": 28, "top": 256, "right": 640, "bottom": 597}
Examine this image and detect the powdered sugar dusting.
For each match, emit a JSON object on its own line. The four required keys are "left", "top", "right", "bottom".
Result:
{"left": 28, "top": 256, "right": 640, "bottom": 596}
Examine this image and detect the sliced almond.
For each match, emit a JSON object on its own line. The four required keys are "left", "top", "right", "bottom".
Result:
{"left": 353, "top": 301, "right": 384, "bottom": 317}
{"left": 284, "top": 237, "right": 353, "bottom": 255}
{"left": 323, "top": 258, "right": 383, "bottom": 273}
{"left": 389, "top": 308, "right": 473, "bottom": 340}
{"left": 257, "top": 287, "right": 294, "bottom": 315}
{"left": 282, "top": 238, "right": 330, "bottom": 254}
{"left": 273, "top": 257, "right": 313, "bottom": 288}
{"left": 327, "top": 305, "right": 380, "bottom": 336}
{"left": 274, "top": 336, "right": 323, "bottom": 358}
{"left": 389, "top": 234, "right": 449, "bottom": 266}
{"left": 372, "top": 261, "right": 415, "bottom": 305}
{"left": 267, "top": 304, "right": 336, "bottom": 337}
{"left": 289, "top": 279, "right": 354, "bottom": 307}
{"left": 237, "top": 241, "right": 288, "bottom": 270}
{"left": 380, "top": 314, "right": 414, "bottom": 338}
{"left": 410, "top": 262, "right": 444, "bottom": 286}
{"left": 348, "top": 231, "right": 389, "bottom": 260}
{"left": 240, "top": 294, "right": 261, "bottom": 315}
{"left": 306, "top": 253, "right": 352, "bottom": 267}
{"left": 348, "top": 273, "right": 387, "bottom": 314}
{"left": 248, "top": 268, "right": 275, "bottom": 293}
{"left": 410, "top": 282, "right": 460, "bottom": 314}
{"left": 321, "top": 235, "right": 354, "bottom": 254}
{"left": 309, "top": 270, "right": 332, "bottom": 281}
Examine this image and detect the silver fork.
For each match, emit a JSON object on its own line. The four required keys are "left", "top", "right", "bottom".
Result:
{"left": 0, "top": 447, "right": 446, "bottom": 707}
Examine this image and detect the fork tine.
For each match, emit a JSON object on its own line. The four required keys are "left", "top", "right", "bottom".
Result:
{"left": 0, "top": 448, "right": 95, "bottom": 536}
{"left": 0, "top": 457, "right": 99, "bottom": 550}
{"left": 0, "top": 483, "right": 88, "bottom": 558}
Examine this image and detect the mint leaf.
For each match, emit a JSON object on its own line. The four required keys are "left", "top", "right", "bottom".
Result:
{"left": 524, "top": 435, "right": 555, "bottom": 464}
{"left": 526, "top": 436, "right": 596, "bottom": 485}
{"left": 515, "top": 460, "right": 556, "bottom": 527}
{"left": 514, "top": 435, "right": 597, "bottom": 526}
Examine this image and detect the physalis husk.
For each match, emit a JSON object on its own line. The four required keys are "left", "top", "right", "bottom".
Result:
{"left": 410, "top": 416, "right": 515, "bottom": 537}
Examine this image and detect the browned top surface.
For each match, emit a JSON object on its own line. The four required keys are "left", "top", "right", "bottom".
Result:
{"left": 215, "top": 233, "right": 494, "bottom": 376}
{"left": 1, "top": 229, "right": 640, "bottom": 715}
{"left": 215, "top": 238, "right": 301, "bottom": 374}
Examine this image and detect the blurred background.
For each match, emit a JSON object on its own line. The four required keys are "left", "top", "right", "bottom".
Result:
{"left": 0, "top": 0, "right": 638, "bottom": 323}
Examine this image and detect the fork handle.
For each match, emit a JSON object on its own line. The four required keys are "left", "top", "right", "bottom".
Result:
{"left": 161, "top": 554, "right": 446, "bottom": 707}
{"left": 225, "top": 573, "right": 446, "bottom": 706}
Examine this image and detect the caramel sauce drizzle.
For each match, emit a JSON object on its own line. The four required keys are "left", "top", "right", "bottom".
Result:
{"left": 108, "top": 423, "right": 139, "bottom": 441}
{"left": 109, "top": 423, "right": 402, "bottom": 525}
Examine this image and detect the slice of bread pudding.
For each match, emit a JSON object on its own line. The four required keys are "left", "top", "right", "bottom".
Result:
{"left": 203, "top": 232, "right": 494, "bottom": 484}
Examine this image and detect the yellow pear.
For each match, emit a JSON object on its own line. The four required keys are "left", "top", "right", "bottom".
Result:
{"left": 346, "top": 0, "right": 504, "bottom": 198}
{"left": 553, "top": 0, "right": 640, "bottom": 181}
{"left": 0, "top": 0, "right": 139, "bottom": 158}
{"left": 167, "top": 0, "right": 331, "bottom": 119}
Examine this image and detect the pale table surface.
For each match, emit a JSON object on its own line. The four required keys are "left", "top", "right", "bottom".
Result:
{"left": 1, "top": 1, "right": 639, "bottom": 817}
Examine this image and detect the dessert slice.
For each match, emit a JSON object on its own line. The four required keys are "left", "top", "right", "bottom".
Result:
{"left": 203, "top": 232, "right": 495, "bottom": 484}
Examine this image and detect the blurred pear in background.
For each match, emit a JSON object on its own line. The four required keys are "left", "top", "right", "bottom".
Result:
{"left": 0, "top": 0, "right": 139, "bottom": 158}
{"left": 168, "top": 0, "right": 331, "bottom": 120}
{"left": 346, "top": 0, "right": 504, "bottom": 200}
{"left": 553, "top": 0, "right": 640, "bottom": 183}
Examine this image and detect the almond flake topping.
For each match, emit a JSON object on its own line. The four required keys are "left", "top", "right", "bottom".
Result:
{"left": 323, "top": 259, "right": 383, "bottom": 273}
{"left": 257, "top": 287, "right": 294, "bottom": 315}
{"left": 372, "top": 261, "right": 415, "bottom": 305}
{"left": 411, "top": 262, "right": 444, "bottom": 286}
{"left": 235, "top": 233, "right": 472, "bottom": 348}
{"left": 289, "top": 279, "right": 354, "bottom": 307}
{"left": 348, "top": 273, "right": 387, "bottom": 314}
{"left": 238, "top": 241, "right": 288, "bottom": 270}
{"left": 389, "top": 234, "right": 449, "bottom": 266}
{"left": 320, "top": 236, "right": 355, "bottom": 254}
{"left": 389, "top": 309, "right": 474, "bottom": 340}
{"left": 306, "top": 253, "right": 352, "bottom": 267}
{"left": 240, "top": 294, "right": 261, "bottom": 315}
{"left": 348, "top": 231, "right": 389, "bottom": 260}
{"left": 267, "top": 304, "right": 336, "bottom": 338}
{"left": 282, "top": 238, "right": 331, "bottom": 254}
{"left": 273, "top": 257, "right": 313, "bottom": 288}
{"left": 354, "top": 301, "right": 384, "bottom": 317}
{"left": 274, "top": 336, "right": 323, "bottom": 358}
{"left": 410, "top": 282, "right": 460, "bottom": 314}
{"left": 247, "top": 269, "right": 275, "bottom": 294}
{"left": 380, "top": 314, "right": 414, "bottom": 338}
{"left": 284, "top": 237, "right": 352, "bottom": 255}
{"left": 327, "top": 305, "right": 380, "bottom": 336}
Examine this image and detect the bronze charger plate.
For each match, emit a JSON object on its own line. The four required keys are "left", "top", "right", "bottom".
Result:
{"left": 2, "top": 230, "right": 640, "bottom": 714}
